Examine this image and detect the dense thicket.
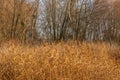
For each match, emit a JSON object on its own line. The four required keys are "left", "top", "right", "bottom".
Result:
{"left": 0, "top": 0, "right": 120, "bottom": 44}
{"left": 0, "top": 0, "right": 39, "bottom": 43}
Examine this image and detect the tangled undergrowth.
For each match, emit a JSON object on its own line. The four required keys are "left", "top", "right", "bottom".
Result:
{"left": 0, "top": 40, "right": 120, "bottom": 80}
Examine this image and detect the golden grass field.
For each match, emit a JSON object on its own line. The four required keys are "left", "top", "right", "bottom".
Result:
{"left": 0, "top": 40, "right": 120, "bottom": 80}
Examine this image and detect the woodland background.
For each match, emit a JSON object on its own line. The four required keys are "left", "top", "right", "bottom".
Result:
{"left": 0, "top": 0, "right": 120, "bottom": 44}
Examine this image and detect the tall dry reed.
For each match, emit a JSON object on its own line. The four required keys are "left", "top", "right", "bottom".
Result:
{"left": 0, "top": 40, "right": 120, "bottom": 80}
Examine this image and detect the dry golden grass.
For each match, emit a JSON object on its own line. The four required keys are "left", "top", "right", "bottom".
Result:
{"left": 0, "top": 40, "right": 120, "bottom": 80}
